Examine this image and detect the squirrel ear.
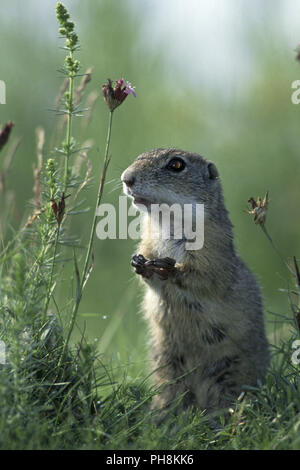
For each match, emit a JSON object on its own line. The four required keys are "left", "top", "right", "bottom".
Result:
{"left": 207, "top": 162, "right": 219, "bottom": 179}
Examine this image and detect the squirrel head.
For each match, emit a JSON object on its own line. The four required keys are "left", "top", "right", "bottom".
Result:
{"left": 121, "top": 148, "right": 221, "bottom": 212}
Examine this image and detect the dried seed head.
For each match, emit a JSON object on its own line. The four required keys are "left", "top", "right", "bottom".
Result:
{"left": 51, "top": 192, "right": 69, "bottom": 225}
{"left": 0, "top": 122, "right": 14, "bottom": 152}
{"left": 74, "top": 68, "right": 93, "bottom": 107}
{"left": 246, "top": 191, "right": 269, "bottom": 227}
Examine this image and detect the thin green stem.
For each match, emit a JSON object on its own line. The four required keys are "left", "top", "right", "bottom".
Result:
{"left": 261, "top": 225, "right": 294, "bottom": 275}
{"left": 81, "top": 110, "right": 113, "bottom": 287}
{"left": 43, "top": 53, "right": 75, "bottom": 324}
{"left": 293, "top": 256, "right": 300, "bottom": 314}
{"left": 63, "top": 110, "right": 114, "bottom": 351}
{"left": 63, "top": 64, "right": 74, "bottom": 193}
{"left": 43, "top": 226, "right": 60, "bottom": 321}
{"left": 46, "top": 57, "right": 74, "bottom": 326}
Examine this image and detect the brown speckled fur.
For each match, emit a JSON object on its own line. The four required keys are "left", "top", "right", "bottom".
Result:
{"left": 122, "top": 148, "right": 270, "bottom": 415}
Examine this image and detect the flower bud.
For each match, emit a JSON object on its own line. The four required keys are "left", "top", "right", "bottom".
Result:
{"left": 56, "top": 3, "right": 70, "bottom": 25}
{"left": 51, "top": 192, "right": 69, "bottom": 225}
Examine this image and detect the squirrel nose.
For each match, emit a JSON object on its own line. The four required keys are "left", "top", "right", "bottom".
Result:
{"left": 121, "top": 170, "right": 135, "bottom": 188}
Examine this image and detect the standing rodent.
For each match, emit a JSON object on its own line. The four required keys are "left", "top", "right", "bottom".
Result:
{"left": 121, "top": 148, "right": 270, "bottom": 416}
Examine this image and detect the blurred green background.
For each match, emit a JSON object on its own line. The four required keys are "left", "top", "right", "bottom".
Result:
{"left": 1, "top": 0, "right": 300, "bottom": 373}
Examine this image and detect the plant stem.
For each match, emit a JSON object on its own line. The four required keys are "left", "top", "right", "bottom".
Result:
{"left": 82, "top": 111, "right": 113, "bottom": 287}
{"left": 63, "top": 65, "right": 74, "bottom": 193}
{"left": 42, "top": 55, "right": 75, "bottom": 322}
{"left": 43, "top": 226, "right": 60, "bottom": 321}
{"left": 261, "top": 225, "right": 294, "bottom": 275}
{"left": 64, "top": 110, "right": 114, "bottom": 350}
{"left": 45, "top": 61, "right": 73, "bottom": 324}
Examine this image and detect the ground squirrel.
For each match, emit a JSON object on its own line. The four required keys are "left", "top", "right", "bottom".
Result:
{"left": 121, "top": 148, "right": 270, "bottom": 416}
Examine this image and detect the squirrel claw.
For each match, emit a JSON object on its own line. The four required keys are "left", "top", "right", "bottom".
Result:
{"left": 131, "top": 254, "right": 151, "bottom": 277}
{"left": 131, "top": 254, "right": 154, "bottom": 278}
{"left": 131, "top": 254, "right": 176, "bottom": 280}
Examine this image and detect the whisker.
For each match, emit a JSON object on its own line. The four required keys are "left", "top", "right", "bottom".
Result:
{"left": 107, "top": 177, "right": 123, "bottom": 185}
{"left": 108, "top": 182, "right": 123, "bottom": 194}
{"left": 111, "top": 164, "right": 127, "bottom": 172}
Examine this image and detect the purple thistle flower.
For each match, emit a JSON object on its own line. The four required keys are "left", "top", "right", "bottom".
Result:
{"left": 124, "top": 81, "right": 136, "bottom": 97}
{"left": 102, "top": 78, "right": 136, "bottom": 111}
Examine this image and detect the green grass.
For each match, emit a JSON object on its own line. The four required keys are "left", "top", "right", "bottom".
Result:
{"left": 0, "top": 318, "right": 299, "bottom": 450}
{"left": 0, "top": 238, "right": 299, "bottom": 450}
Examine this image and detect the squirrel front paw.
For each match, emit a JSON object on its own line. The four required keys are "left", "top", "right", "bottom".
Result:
{"left": 131, "top": 254, "right": 176, "bottom": 280}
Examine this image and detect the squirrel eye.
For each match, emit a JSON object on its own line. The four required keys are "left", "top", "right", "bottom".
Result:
{"left": 167, "top": 158, "right": 185, "bottom": 172}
